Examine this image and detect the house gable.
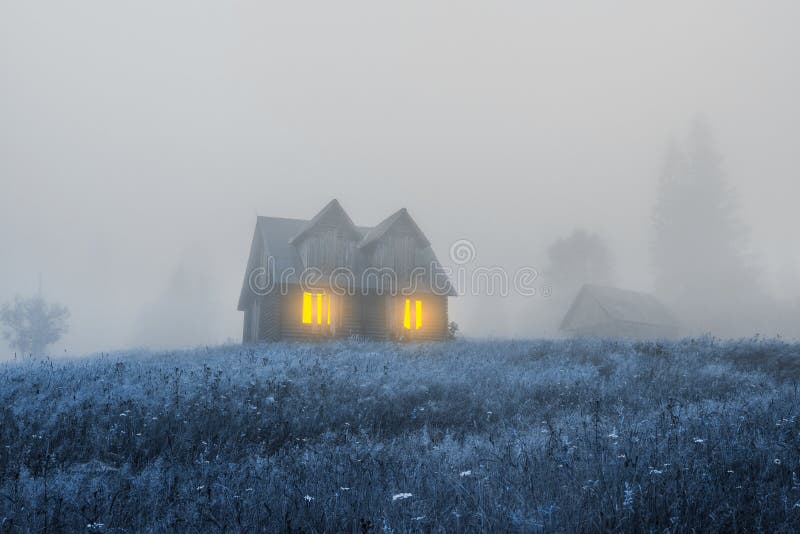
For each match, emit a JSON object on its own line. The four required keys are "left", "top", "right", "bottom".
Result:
{"left": 358, "top": 208, "right": 430, "bottom": 250}
{"left": 288, "top": 199, "right": 360, "bottom": 245}
{"left": 288, "top": 199, "right": 362, "bottom": 274}
{"left": 357, "top": 208, "right": 454, "bottom": 295}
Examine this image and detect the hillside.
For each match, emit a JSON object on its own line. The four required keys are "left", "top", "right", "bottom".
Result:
{"left": 2, "top": 338, "right": 800, "bottom": 532}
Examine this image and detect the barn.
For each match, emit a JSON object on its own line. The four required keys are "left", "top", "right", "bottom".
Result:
{"left": 237, "top": 199, "right": 455, "bottom": 342}
{"left": 560, "top": 284, "right": 679, "bottom": 339}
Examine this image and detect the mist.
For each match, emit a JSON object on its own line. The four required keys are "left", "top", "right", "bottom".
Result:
{"left": 2, "top": 1, "right": 799, "bottom": 356}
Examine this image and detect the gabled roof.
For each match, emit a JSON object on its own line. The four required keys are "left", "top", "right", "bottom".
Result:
{"left": 257, "top": 216, "right": 306, "bottom": 273}
{"left": 238, "top": 201, "right": 454, "bottom": 310}
{"left": 237, "top": 217, "right": 306, "bottom": 310}
{"left": 560, "top": 284, "right": 678, "bottom": 331}
{"left": 288, "top": 199, "right": 360, "bottom": 244}
{"left": 358, "top": 208, "right": 431, "bottom": 249}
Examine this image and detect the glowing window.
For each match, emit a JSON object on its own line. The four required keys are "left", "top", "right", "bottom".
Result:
{"left": 302, "top": 292, "right": 312, "bottom": 323}
{"left": 302, "top": 292, "right": 331, "bottom": 325}
{"left": 403, "top": 298, "right": 422, "bottom": 330}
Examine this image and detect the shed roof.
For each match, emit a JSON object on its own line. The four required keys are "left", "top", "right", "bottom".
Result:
{"left": 560, "top": 284, "right": 678, "bottom": 331}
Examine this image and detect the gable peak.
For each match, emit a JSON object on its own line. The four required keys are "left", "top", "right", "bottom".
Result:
{"left": 288, "top": 199, "right": 359, "bottom": 244}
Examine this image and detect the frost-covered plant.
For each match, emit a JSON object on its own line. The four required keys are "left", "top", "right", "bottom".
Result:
{"left": 0, "top": 337, "right": 799, "bottom": 531}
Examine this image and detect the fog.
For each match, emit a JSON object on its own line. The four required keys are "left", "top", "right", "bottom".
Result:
{"left": 2, "top": 1, "right": 799, "bottom": 356}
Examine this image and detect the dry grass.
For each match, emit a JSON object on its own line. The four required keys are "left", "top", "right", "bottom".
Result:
{"left": 1, "top": 337, "right": 800, "bottom": 532}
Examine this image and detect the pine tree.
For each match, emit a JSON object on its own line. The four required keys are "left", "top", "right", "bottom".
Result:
{"left": 652, "top": 119, "right": 757, "bottom": 335}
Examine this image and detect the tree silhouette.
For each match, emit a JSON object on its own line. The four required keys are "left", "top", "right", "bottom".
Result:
{"left": 652, "top": 119, "right": 758, "bottom": 334}
{"left": 543, "top": 229, "right": 614, "bottom": 333}
{"left": 1, "top": 295, "right": 70, "bottom": 356}
{"left": 547, "top": 229, "right": 614, "bottom": 294}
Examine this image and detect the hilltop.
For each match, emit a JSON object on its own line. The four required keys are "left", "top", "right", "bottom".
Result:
{"left": 1, "top": 338, "right": 799, "bottom": 531}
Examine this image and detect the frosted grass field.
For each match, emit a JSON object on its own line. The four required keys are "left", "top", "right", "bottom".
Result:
{"left": 1, "top": 338, "right": 800, "bottom": 532}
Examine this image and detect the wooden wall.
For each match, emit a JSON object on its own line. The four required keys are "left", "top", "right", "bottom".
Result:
{"left": 278, "top": 285, "right": 363, "bottom": 341}
{"left": 257, "top": 292, "right": 281, "bottom": 342}
{"left": 361, "top": 293, "right": 388, "bottom": 340}
{"left": 248, "top": 299, "right": 260, "bottom": 343}
{"left": 362, "top": 292, "right": 448, "bottom": 341}
{"left": 280, "top": 285, "right": 317, "bottom": 340}
{"left": 247, "top": 287, "right": 448, "bottom": 342}
{"left": 242, "top": 307, "right": 252, "bottom": 343}
{"left": 364, "top": 219, "right": 426, "bottom": 281}
{"left": 391, "top": 293, "right": 448, "bottom": 341}
{"left": 340, "top": 292, "right": 362, "bottom": 338}
{"left": 367, "top": 236, "right": 419, "bottom": 279}
{"left": 296, "top": 228, "right": 358, "bottom": 273}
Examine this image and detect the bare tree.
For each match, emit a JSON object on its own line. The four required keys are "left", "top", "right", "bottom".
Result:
{"left": 1, "top": 295, "right": 70, "bottom": 356}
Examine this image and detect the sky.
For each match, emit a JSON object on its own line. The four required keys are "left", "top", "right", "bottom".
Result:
{"left": 1, "top": 1, "right": 799, "bottom": 356}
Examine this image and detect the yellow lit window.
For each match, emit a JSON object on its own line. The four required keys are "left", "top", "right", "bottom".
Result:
{"left": 302, "top": 292, "right": 312, "bottom": 323}
{"left": 403, "top": 298, "right": 422, "bottom": 330}
{"left": 302, "top": 292, "right": 331, "bottom": 325}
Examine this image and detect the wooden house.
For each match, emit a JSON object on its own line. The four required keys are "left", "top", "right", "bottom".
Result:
{"left": 237, "top": 200, "right": 455, "bottom": 342}
{"left": 560, "top": 284, "right": 679, "bottom": 339}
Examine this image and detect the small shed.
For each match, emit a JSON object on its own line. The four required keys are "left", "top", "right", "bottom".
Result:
{"left": 560, "top": 284, "right": 679, "bottom": 339}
